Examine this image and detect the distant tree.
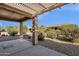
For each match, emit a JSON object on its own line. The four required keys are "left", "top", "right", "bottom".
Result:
{"left": 38, "top": 26, "right": 45, "bottom": 32}
{"left": 23, "top": 26, "right": 29, "bottom": 33}
{"left": 74, "top": 28, "right": 79, "bottom": 34}
{"left": 6, "top": 26, "right": 18, "bottom": 36}
{"left": 59, "top": 24, "right": 78, "bottom": 32}
{"left": 7, "top": 26, "right": 14, "bottom": 33}
{"left": 0, "top": 28, "right": 1, "bottom": 31}
{"left": 7, "top": 26, "right": 18, "bottom": 33}
{"left": 0, "top": 24, "right": 2, "bottom": 31}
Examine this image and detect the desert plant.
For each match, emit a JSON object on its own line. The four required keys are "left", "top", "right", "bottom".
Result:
{"left": 57, "top": 34, "right": 73, "bottom": 42}
{"left": 72, "top": 38, "right": 79, "bottom": 43}
{"left": 23, "top": 26, "right": 29, "bottom": 32}
{"left": 9, "top": 30, "right": 18, "bottom": 36}
{"left": 46, "top": 29, "right": 58, "bottom": 39}
{"left": 38, "top": 32, "right": 44, "bottom": 41}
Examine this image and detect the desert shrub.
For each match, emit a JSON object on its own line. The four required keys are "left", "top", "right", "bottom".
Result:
{"left": 23, "top": 34, "right": 31, "bottom": 39}
{"left": 38, "top": 24, "right": 79, "bottom": 43}
{"left": 23, "top": 26, "right": 29, "bottom": 32}
{"left": 38, "top": 32, "right": 44, "bottom": 41}
{"left": 57, "top": 34, "right": 73, "bottom": 42}
{"left": 47, "top": 32, "right": 56, "bottom": 39}
{"left": 56, "top": 29, "right": 61, "bottom": 36}
{"left": 2, "top": 34, "right": 6, "bottom": 36}
{"left": 9, "top": 31, "right": 18, "bottom": 36}
{"left": 46, "top": 29, "right": 58, "bottom": 39}
{"left": 57, "top": 25, "right": 75, "bottom": 42}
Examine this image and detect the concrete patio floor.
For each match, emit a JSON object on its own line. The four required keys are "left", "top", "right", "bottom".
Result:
{"left": 0, "top": 39, "right": 66, "bottom": 56}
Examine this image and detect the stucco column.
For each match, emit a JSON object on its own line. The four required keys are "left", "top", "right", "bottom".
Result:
{"left": 32, "top": 17, "right": 38, "bottom": 45}
{"left": 19, "top": 22, "right": 23, "bottom": 39}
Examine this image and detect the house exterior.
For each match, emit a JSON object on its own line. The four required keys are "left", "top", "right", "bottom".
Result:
{"left": 0, "top": 29, "right": 9, "bottom": 36}
{"left": 47, "top": 24, "right": 62, "bottom": 30}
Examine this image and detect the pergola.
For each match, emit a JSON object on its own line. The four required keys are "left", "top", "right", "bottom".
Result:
{"left": 0, "top": 3, "right": 67, "bottom": 45}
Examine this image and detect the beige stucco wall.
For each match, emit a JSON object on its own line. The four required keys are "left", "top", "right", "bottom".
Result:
{"left": 1, "top": 32, "right": 9, "bottom": 36}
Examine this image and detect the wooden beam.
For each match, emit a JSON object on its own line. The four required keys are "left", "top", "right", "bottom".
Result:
{"left": 40, "top": 3, "right": 68, "bottom": 15}
{"left": 0, "top": 16, "right": 30, "bottom": 22}
{"left": 0, "top": 17, "right": 19, "bottom": 22}
{"left": 0, "top": 7, "right": 30, "bottom": 22}
{"left": 20, "top": 3, "right": 38, "bottom": 13}
{"left": 32, "top": 3, "right": 68, "bottom": 17}
{"left": 38, "top": 3, "right": 47, "bottom": 9}
{"left": 32, "top": 17, "right": 38, "bottom": 45}
{"left": 0, "top": 3, "right": 32, "bottom": 18}
{"left": 19, "top": 17, "right": 30, "bottom": 22}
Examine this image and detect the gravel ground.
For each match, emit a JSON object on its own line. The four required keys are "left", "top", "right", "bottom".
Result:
{"left": 38, "top": 39, "right": 79, "bottom": 56}
{"left": 0, "top": 35, "right": 30, "bottom": 42}
{"left": 0, "top": 36, "right": 19, "bottom": 42}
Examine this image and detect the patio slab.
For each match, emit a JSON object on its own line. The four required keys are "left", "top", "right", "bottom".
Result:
{"left": 12, "top": 45, "right": 66, "bottom": 56}
{"left": 0, "top": 39, "right": 66, "bottom": 56}
{"left": 0, "top": 39, "right": 32, "bottom": 56}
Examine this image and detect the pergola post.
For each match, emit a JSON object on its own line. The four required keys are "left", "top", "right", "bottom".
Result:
{"left": 19, "top": 21, "right": 23, "bottom": 39}
{"left": 32, "top": 16, "right": 38, "bottom": 45}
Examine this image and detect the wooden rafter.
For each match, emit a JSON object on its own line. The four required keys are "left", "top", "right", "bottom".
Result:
{"left": 0, "top": 3, "right": 68, "bottom": 22}
{"left": 20, "top": 3, "right": 38, "bottom": 13}
{"left": 0, "top": 3, "right": 32, "bottom": 18}
{"left": 33, "top": 3, "right": 68, "bottom": 17}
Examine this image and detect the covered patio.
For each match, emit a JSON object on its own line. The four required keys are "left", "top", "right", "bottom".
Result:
{"left": 0, "top": 3, "right": 67, "bottom": 56}
{"left": 0, "top": 3, "right": 67, "bottom": 45}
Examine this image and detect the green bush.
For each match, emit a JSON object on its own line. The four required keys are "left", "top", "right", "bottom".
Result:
{"left": 46, "top": 29, "right": 58, "bottom": 39}
{"left": 47, "top": 32, "right": 57, "bottom": 39}
{"left": 38, "top": 24, "right": 79, "bottom": 43}
{"left": 9, "top": 31, "right": 18, "bottom": 36}
{"left": 38, "top": 32, "right": 44, "bottom": 41}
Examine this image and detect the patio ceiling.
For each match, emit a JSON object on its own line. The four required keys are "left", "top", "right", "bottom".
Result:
{"left": 0, "top": 3, "right": 67, "bottom": 22}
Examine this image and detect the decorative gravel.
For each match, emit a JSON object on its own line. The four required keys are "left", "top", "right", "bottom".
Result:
{"left": 38, "top": 38, "right": 79, "bottom": 56}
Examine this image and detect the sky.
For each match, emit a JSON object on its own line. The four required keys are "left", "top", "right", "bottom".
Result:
{"left": 0, "top": 3, "right": 79, "bottom": 28}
